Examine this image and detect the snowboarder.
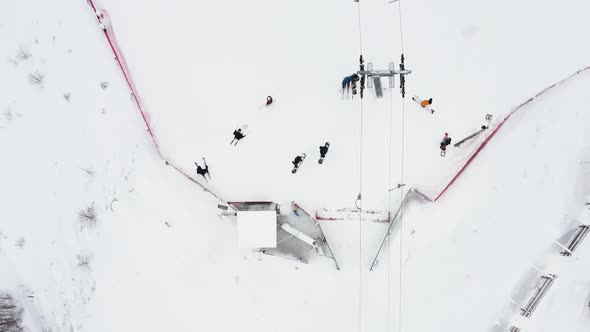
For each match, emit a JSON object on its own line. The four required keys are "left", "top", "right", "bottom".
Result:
{"left": 194, "top": 158, "right": 211, "bottom": 181}
{"left": 341, "top": 74, "right": 360, "bottom": 98}
{"left": 266, "top": 96, "right": 273, "bottom": 106}
{"left": 318, "top": 142, "right": 330, "bottom": 164}
{"left": 230, "top": 128, "right": 246, "bottom": 145}
{"left": 412, "top": 96, "right": 434, "bottom": 114}
{"left": 440, "top": 133, "right": 452, "bottom": 157}
{"left": 291, "top": 153, "right": 306, "bottom": 173}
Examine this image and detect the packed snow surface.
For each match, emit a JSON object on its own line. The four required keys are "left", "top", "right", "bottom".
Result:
{"left": 1, "top": 0, "right": 590, "bottom": 331}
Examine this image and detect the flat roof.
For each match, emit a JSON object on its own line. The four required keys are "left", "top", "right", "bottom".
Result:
{"left": 237, "top": 211, "right": 277, "bottom": 248}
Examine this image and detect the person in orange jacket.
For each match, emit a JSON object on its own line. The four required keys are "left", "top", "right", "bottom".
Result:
{"left": 420, "top": 98, "right": 432, "bottom": 108}
{"left": 412, "top": 96, "right": 434, "bottom": 114}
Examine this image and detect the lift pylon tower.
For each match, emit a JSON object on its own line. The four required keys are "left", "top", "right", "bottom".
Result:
{"left": 357, "top": 54, "right": 411, "bottom": 98}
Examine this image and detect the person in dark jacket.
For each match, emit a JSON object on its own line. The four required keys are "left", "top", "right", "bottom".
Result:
{"left": 319, "top": 144, "right": 329, "bottom": 158}
{"left": 440, "top": 133, "right": 452, "bottom": 156}
{"left": 195, "top": 162, "right": 210, "bottom": 180}
{"left": 292, "top": 155, "right": 303, "bottom": 166}
{"left": 230, "top": 128, "right": 246, "bottom": 146}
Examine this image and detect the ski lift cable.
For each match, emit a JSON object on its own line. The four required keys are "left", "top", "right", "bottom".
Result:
{"left": 396, "top": 1, "right": 407, "bottom": 332}
{"left": 356, "top": 1, "right": 364, "bottom": 54}
{"left": 354, "top": 2, "right": 364, "bottom": 332}
{"left": 398, "top": 96, "right": 406, "bottom": 332}
{"left": 386, "top": 77, "right": 394, "bottom": 332}
{"left": 383, "top": 0, "right": 408, "bottom": 331}
{"left": 397, "top": 0, "right": 405, "bottom": 53}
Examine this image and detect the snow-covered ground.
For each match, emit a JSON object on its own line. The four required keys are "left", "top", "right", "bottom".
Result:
{"left": 94, "top": 0, "right": 590, "bottom": 211}
{"left": 1, "top": 0, "right": 590, "bottom": 331}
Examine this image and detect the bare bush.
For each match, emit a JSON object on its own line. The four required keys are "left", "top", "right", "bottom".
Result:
{"left": 28, "top": 72, "right": 44, "bottom": 86}
{"left": 63, "top": 93, "right": 71, "bottom": 103}
{"left": 2, "top": 108, "right": 21, "bottom": 122}
{"left": 100, "top": 81, "right": 108, "bottom": 90}
{"left": 0, "top": 292, "right": 24, "bottom": 332}
{"left": 76, "top": 253, "right": 92, "bottom": 270}
{"left": 77, "top": 203, "right": 96, "bottom": 230}
{"left": 16, "top": 47, "right": 31, "bottom": 61}
{"left": 4, "top": 109, "right": 13, "bottom": 121}
{"left": 14, "top": 237, "right": 25, "bottom": 249}
{"left": 79, "top": 167, "right": 94, "bottom": 176}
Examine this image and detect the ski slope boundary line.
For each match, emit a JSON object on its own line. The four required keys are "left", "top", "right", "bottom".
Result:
{"left": 84, "top": 0, "right": 590, "bottom": 216}
{"left": 85, "top": 0, "right": 227, "bottom": 204}
{"left": 434, "top": 65, "right": 590, "bottom": 202}
{"left": 86, "top": 1, "right": 160, "bottom": 159}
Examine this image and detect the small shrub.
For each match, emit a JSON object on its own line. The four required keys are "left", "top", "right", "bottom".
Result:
{"left": 16, "top": 47, "right": 31, "bottom": 61}
{"left": 78, "top": 203, "right": 96, "bottom": 230}
{"left": 14, "top": 237, "right": 25, "bottom": 248}
{"left": 4, "top": 109, "right": 13, "bottom": 121}
{"left": 28, "top": 72, "right": 44, "bottom": 86}
{"left": 76, "top": 253, "right": 92, "bottom": 270}
{"left": 79, "top": 168, "right": 94, "bottom": 176}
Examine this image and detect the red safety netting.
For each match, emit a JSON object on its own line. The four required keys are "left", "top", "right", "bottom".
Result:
{"left": 85, "top": 0, "right": 589, "bottom": 209}
{"left": 434, "top": 66, "right": 590, "bottom": 201}
{"left": 87, "top": 1, "right": 161, "bottom": 159}
{"left": 86, "top": 0, "right": 226, "bottom": 203}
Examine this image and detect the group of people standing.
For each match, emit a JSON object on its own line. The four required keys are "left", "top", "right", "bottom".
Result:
{"left": 194, "top": 84, "right": 456, "bottom": 182}
{"left": 194, "top": 96, "right": 331, "bottom": 181}
{"left": 342, "top": 72, "right": 452, "bottom": 158}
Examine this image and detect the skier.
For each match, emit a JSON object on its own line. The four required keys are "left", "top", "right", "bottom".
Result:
{"left": 230, "top": 128, "right": 246, "bottom": 145}
{"left": 420, "top": 98, "right": 433, "bottom": 108}
{"left": 412, "top": 96, "right": 434, "bottom": 114}
{"left": 195, "top": 159, "right": 211, "bottom": 180}
{"left": 318, "top": 142, "right": 330, "bottom": 164}
{"left": 342, "top": 76, "right": 352, "bottom": 90}
{"left": 440, "top": 133, "right": 452, "bottom": 157}
{"left": 266, "top": 96, "right": 273, "bottom": 106}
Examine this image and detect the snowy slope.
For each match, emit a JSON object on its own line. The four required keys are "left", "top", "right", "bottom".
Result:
{"left": 0, "top": 0, "right": 166, "bottom": 329}
{"left": 94, "top": 0, "right": 590, "bottom": 213}
{"left": 397, "top": 69, "right": 590, "bottom": 331}
{"left": 0, "top": 2, "right": 385, "bottom": 331}
{"left": 1, "top": 0, "right": 590, "bottom": 332}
